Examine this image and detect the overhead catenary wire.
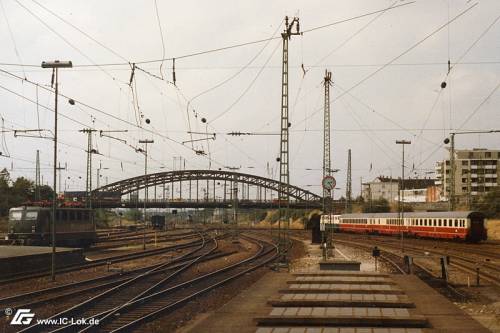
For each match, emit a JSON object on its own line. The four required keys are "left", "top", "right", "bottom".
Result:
{"left": 0, "top": 67, "right": 227, "bottom": 169}
{"left": 153, "top": 0, "right": 167, "bottom": 81}
{"left": 0, "top": 0, "right": 26, "bottom": 80}
{"left": 294, "top": 2, "right": 479, "bottom": 129}
{"left": 13, "top": 0, "right": 125, "bottom": 86}
{"left": 1, "top": 1, "right": 415, "bottom": 69}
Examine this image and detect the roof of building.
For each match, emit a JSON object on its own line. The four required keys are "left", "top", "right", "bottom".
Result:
{"left": 364, "top": 176, "right": 435, "bottom": 189}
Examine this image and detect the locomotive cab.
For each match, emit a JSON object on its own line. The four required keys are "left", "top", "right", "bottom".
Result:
{"left": 7, "top": 206, "right": 96, "bottom": 247}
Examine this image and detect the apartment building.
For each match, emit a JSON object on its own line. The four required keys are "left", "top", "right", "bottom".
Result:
{"left": 435, "top": 148, "right": 500, "bottom": 202}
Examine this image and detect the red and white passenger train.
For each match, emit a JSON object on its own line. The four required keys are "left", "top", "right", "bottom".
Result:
{"left": 320, "top": 211, "right": 487, "bottom": 242}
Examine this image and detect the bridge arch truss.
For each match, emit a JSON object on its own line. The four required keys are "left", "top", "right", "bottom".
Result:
{"left": 94, "top": 169, "right": 321, "bottom": 205}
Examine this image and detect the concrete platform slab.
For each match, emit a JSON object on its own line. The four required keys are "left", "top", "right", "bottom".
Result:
{"left": 295, "top": 276, "right": 392, "bottom": 282}
{"left": 290, "top": 277, "right": 395, "bottom": 285}
{"left": 0, "top": 245, "right": 80, "bottom": 258}
{"left": 182, "top": 271, "right": 289, "bottom": 333}
{"left": 319, "top": 260, "right": 361, "bottom": 271}
{"left": 256, "top": 328, "right": 425, "bottom": 333}
{"left": 293, "top": 272, "right": 389, "bottom": 277}
{"left": 283, "top": 284, "right": 404, "bottom": 294}
{"left": 269, "top": 295, "right": 414, "bottom": 308}
{"left": 0, "top": 245, "right": 85, "bottom": 278}
{"left": 391, "top": 275, "right": 490, "bottom": 333}
{"left": 278, "top": 293, "right": 409, "bottom": 303}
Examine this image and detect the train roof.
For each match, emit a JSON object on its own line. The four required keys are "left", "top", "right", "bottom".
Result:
{"left": 340, "top": 211, "right": 485, "bottom": 219}
{"left": 9, "top": 206, "right": 91, "bottom": 212}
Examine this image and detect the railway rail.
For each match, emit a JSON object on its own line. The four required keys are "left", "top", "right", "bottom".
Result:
{"left": 17, "top": 232, "right": 217, "bottom": 333}
{"left": 331, "top": 233, "right": 500, "bottom": 289}
{"left": 16, "top": 233, "right": 277, "bottom": 333}
{"left": 0, "top": 233, "right": 207, "bottom": 285}
{"left": 0, "top": 249, "right": 234, "bottom": 314}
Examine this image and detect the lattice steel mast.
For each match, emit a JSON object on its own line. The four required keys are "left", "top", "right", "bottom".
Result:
{"left": 346, "top": 148, "right": 352, "bottom": 213}
{"left": 35, "top": 150, "right": 41, "bottom": 201}
{"left": 278, "top": 16, "right": 300, "bottom": 265}
{"left": 323, "top": 70, "right": 333, "bottom": 200}
{"left": 80, "top": 128, "right": 97, "bottom": 209}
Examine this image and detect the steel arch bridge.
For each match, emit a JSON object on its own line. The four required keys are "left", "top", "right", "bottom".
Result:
{"left": 93, "top": 169, "right": 322, "bottom": 209}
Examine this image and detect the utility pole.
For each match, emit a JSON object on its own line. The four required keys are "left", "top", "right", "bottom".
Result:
{"left": 41, "top": 60, "right": 72, "bottom": 282}
{"left": 35, "top": 150, "right": 41, "bottom": 201}
{"left": 278, "top": 16, "right": 300, "bottom": 266}
{"left": 396, "top": 139, "right": 411, "bottom": 253}
{"left": 138, "top": 139, "right": 154, "bottom": 251}
{"left": 346, "top": 149, "right": 352, "bottom": 213}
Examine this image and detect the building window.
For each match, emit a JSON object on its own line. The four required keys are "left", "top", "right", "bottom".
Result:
{"left": 486, "top": 152, "right": 491, "bottom": 158}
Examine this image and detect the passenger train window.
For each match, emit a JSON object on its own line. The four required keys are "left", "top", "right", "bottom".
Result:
{"left": 454, "top": 219, "right": 458, "bottom": 227}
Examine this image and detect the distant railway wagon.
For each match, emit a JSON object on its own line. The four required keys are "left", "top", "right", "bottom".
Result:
{"left": 63, "top": 191, "right": 122, "bottom": 206}
{"left": 7, "top": 206, "right": 97, "bottom": 247}
{"left": 320, "top": 214, "right": 341, "bottom": 232}
{"left": 320, "top": 211, "right": 487, "bottom": 243}
{"left": 151, "top": 215, "right": 166, "bottom": 229}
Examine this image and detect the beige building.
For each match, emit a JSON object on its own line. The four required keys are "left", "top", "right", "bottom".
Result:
{"left": 435, "top": 148, "right": 500, "bottom": 202}
{"left": 362, "top": 176, "right": 435, "bottom": 203}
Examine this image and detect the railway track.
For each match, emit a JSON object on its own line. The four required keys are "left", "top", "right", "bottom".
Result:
{"left": 0, "top": 233, "right": 207, "bottom": 285}
{"left": 95, "top": 234, "right": 278, "bottom": 333}
{"left": 0, "top": 249, "right": 234, "bottom": 314}
{"left": 332, "top": 233, "right": 500, "bottom": 288}
{"left": 17, "top": 233, "right": 218, "bottom": 333}
{"left": 17, "top": 233, "right": 277, "bottom": 333}
{"left": 90, "top": 231, "right": 200, "bottom": 251}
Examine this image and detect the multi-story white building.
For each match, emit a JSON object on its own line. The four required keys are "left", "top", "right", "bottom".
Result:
{"left": 435, "top": 148, "right": 500, "bottom": 202}
{"left": 362, "top": 176, "right": 435, "bottom": 203}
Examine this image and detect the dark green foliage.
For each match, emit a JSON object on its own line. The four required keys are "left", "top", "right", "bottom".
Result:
{"left": 0, "top": 169, "right": 54, "bottom": 216}
{"left": 124, "top": 208, "right": 142, "bottom": 221}
{"left": 362, "top": 198, "right": 390, "bottom": 213}
{"left": 472, "top": 187, "right": 500, "bottom": 218}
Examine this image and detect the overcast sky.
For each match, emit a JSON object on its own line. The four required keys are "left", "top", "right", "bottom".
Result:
{"left": 0, "top": 0, "right": 499, "bottom": 197}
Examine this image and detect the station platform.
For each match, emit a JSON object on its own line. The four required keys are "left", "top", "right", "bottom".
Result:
{"left": 183, "top": 270, "right": 489, "bottom": 333}
{"left": 0, "top": 245, "right": 85, "bottom": 278}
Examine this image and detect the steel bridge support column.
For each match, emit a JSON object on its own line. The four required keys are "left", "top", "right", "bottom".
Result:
{"left": 224, "top": 180, "right": 227, "bottom": 202}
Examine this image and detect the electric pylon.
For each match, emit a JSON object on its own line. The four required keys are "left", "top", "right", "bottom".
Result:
{"left": 323, "top": 70, "right": 333, "bottom": 200}
{"left": 35, "top": 150, "right": 41, "bottom": 201}
{"left": 278, "top": 16, "right": 300, "bottom": 266}
{"left": 80, "top": 128, "right": 97, "bottom": 209}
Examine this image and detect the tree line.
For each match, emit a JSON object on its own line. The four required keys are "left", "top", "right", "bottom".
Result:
{"left": 0, "top": 168, "right": 54, "bottom": 216}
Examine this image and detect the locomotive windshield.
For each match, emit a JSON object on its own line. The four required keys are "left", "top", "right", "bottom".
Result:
{"left": 25, "top": 211, "right": 38, "bottom": 220}
{"left": 9, "top": 210, "right": 22, "bottom": 221}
